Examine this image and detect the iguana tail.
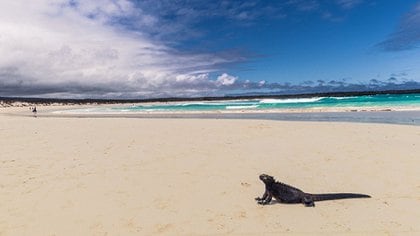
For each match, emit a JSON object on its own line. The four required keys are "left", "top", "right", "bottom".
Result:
{"left": 310, "top": 193, "right": 371, "bottom": 201}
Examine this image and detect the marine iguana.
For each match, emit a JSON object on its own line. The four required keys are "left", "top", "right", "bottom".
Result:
{"left": 255, "top": 174, "right": 371, "bottom": 207}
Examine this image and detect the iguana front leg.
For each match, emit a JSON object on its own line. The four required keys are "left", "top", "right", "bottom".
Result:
{"left": 255, "top": 189, "right": 268, "bottom": 202}
{"left": 256, "top": 190, "right": 272, "bottom": 205}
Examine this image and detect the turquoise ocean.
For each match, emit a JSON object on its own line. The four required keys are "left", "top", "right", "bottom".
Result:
{"left": 57, "top": 93, "right": 420, "bottom": 125}
{"left": 112, "top": 93, "right": 420, "bottom": 112}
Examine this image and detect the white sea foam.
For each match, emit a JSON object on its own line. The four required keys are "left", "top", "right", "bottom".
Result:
{"left": 180, "top": 102, "right": 209, "bottom": 106}
{"left": 259, "top": 97, "right": 323, "bottom": 104}
{"left": 226, "top": 105, "right": 259, "bottom": 110}
{"left": 177, "top": 102, "right": 219, "bottom": 107}
{"left": 331, "top": 96, "right": 357, "bottom": 100}
{"left": 53, "top": 108, "right": 101, "bottom": 114}
{"left": 53, "top": 107, "right": 130, "bottom": 114}
{"left": 178, "top": 100, "right": 257, "bottom": 107}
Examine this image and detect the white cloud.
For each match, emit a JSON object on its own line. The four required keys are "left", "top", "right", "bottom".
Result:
{"left": 0, "top": 0, "right": 238, "bottom": 98}
{"left": 336, "top": 0, "right": 363, "bottom": 9}
{"left": 216, "top": 73, "right": 237, "bottom": 86}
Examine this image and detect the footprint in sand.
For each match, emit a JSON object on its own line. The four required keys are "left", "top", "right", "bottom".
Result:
{"left": 235, "top": 211, "right": 247, "bottom": 218}
{"left": 61, "top": 200, "right": 74, "bottom": 209}
{"left": 154, "top": 199, "right": 169, "bottom": 210}
{"left": 123, "top": 218, "right": 142, "bottom": 233}
{"left": 155, "top": 224, "right": 173, "bottom": 233}
{"left": 90, "top": 222, "right": 108, "bottom": 236}
{"left": 241, "top": 182, "right": 251, "bottom": 187}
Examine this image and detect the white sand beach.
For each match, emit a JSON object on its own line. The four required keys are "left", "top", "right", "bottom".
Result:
{"left": 1, "top": 106, "right": 420, "bottom": 235}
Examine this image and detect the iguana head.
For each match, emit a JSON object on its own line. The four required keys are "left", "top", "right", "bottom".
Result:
{"left": 259, "top": 174, "right": 275, "bottom": 184}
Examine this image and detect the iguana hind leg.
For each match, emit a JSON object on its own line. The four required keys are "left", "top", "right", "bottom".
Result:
{"left": 303, "top": 195, "right": 315, "bottom": 207}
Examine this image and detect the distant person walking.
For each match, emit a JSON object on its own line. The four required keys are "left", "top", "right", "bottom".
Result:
{"left": 32, "top": 106, "right": 37, "bottom": 117}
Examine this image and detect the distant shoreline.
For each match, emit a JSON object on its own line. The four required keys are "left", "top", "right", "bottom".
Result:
{"left": 1, "top": 88, "right": 420, "bottom": 107}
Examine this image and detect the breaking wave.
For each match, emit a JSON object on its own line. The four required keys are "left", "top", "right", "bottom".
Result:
{"left": 259, "top": 97, "right": 323, "bottom": 104}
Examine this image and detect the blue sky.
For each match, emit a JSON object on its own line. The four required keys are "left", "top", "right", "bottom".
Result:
{"left": 1, "top": 0, "right": 420, "bottom": 98}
